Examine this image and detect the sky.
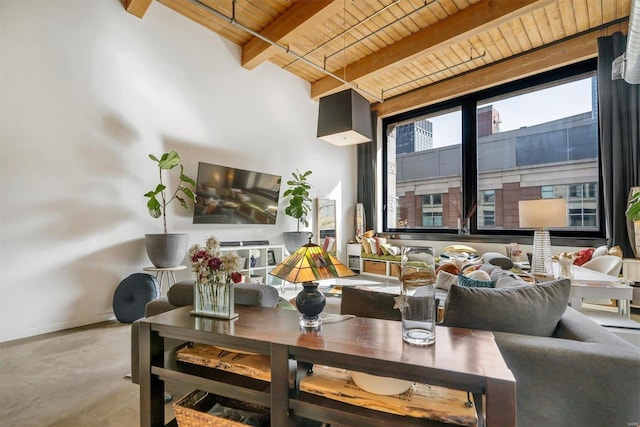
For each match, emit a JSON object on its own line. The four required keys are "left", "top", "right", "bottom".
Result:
{"left": 416, "top": 77, "right": 594, "bottom": 148}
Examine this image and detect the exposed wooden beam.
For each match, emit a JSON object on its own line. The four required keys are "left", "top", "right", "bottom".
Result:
{"left": 373, "top": 21, "right": 628, "bottom": 118}
{"left": 311, "top": 0, "right": 557, "bottom": 100}
{"left": 124, "top": 0, "right": 153, "bottom": 18}
{"left": 241, "top": 0, "right": 340, "bottom": 71}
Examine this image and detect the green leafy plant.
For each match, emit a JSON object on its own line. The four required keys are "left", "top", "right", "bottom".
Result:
{"left": 283, "top": 169, "right": 313, "bottom": 232}
{"left": 627, "top": 191, "right": 640, "bottom": 221}
{"left": 144, "top": 151, "right": 196, "bottom": 234}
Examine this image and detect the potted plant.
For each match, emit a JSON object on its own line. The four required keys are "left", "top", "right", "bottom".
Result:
{"left": 626, "top": 188, "right": 640, "bottom": 258}
{"left": 282, "top": 169, "right": 313, "bottom": 253}
{"left": 144, "top": 151, "right": 196, "bottom": 268}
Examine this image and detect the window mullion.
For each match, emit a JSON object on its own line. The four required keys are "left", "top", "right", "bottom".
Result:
{"left": 461, "top": 99, "right": 477, "bottom": 233}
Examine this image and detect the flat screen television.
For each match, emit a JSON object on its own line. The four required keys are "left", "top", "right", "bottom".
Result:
{"left": 193, "top": 162, "right": 282, "bottom": 225}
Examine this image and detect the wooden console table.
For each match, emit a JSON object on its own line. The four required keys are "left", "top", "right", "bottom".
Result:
{"left": 139, "top": 305, "right": 516, "bottom": 427}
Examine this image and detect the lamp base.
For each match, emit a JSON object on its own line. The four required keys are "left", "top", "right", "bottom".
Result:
{"left": 531, "top": 229, "right": 552, "bottom": 276}
{"left": 299, "top": 315, "right": 321, "bottom": 328}
{"left": 296, "top": 282, "right": 326, "bottom": 329}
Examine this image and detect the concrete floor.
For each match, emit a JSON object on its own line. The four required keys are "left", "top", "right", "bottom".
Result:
{"left": 0, "top": 321, "right": 141, "bottom": 427}
{"left": 0, "top": 277, "right": 637, "bottom": 427}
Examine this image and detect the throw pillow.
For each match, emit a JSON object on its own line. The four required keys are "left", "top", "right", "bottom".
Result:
{"left": 379, "top": 243, "right": 391, "bottom": 256}
{"left": 436, "top": 270, "right": 458, "bottom": 291}
{"left": 386, "top": 245, "right": 401, "bottom": 256}
{"left": 482, "top": 252, "right": 514, "bottom": 270}
{"left": 442, "top": 278, "right": 571, "bottom": 337}
{"left": 573, "top": 248, "right": 594, "bottom": 266}
{"left": 458, "top": 272, "right": 495, "bottom": 288}
{"left": 592, "top": 245, "right": 608, "bottom": 259}
{"left": 362, "top": 237, "right": 372, "bottom": 254}
{"left": 167, "top": 281, "right": 195, "bottom": 306}
{"left": 374, "top": 237, "right": 387, "bottom": 255}
{"left": 366, "top": 237, "right": 378, "bottom": 255}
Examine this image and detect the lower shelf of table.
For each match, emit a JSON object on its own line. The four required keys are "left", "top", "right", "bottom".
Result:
{"left": 164, "top": 344, "right": 478, "bottom": 427}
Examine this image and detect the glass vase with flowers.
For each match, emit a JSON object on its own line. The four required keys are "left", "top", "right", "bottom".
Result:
{"left": 189, "top": 236, "right": 243, "bottom": 319}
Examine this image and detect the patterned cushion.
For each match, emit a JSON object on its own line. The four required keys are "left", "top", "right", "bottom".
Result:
{"left": 458, "top": 273, "right": 496, "bottom": 288}
{"left": 573, "top": 248, "right": 594, "bottom": 266}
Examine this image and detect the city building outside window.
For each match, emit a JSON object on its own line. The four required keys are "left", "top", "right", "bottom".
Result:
{"left": 383, "top": 62, "right": 601, "bottom": 239}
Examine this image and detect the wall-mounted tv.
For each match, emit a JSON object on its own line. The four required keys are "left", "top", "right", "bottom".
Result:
{"left": 193, "top": 162, "right": 282, "bottom": 225}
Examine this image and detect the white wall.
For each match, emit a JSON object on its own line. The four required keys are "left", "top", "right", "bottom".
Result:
{"left": 0, "top": 0, "right": 357, "bottom": 342}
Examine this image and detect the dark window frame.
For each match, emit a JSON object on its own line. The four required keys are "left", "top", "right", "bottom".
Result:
{"left": 381, "top": 59, "right": 606, "bottom": 247}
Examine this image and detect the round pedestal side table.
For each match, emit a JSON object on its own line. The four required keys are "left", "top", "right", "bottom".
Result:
{"left": 142, "top": 265, "right": 187, "bottom": 295}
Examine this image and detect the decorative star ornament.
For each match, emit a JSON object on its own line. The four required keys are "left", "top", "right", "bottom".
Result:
{"left": 393, "top": 295, "right": 409, "bottom": 311}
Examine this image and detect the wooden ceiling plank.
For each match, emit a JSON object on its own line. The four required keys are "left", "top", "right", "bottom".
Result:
{"left": 374, "top": 21, "right": 628, "bottom": 118}
{"left": 487, "top": 26, "right": 514, "bottom": 58}
{"left": 532, "top": 8, "right": 556, "bottom": 44}
{"left": 474, "top": 32, "right": 501, "bottom": 63}
{"left": 438, "top": 0, "right": 461, "bottom": 16}
{"left": 241, "top": 0, "right": 340, "bottom": 70}
{"left": 426, "top": 1, "right": 450, "bottom": 20}
{"left": 520, "top": 14, "right": 544, "bottom": 48}
{"left": 557, "top": 0, "right": 578, "bottom": 35}
{"left": 587, "top": 0, "right": 604, "bottom": 27}
{"left": 602, "top": 0, "right": 617, "bottom": 22}
{"left": 311, "top": 0, "right": 556, "bottom": 100}
{"left": 573, "top": 0, "right": 591, "bottom": 32}
{"left": 544, "top": 3, "right": 568, "bottom": 39}
{"left": 507, "top": 19, "right": 532, "bottom": 52}
{"left": 124, "top": 0, "right": 153, "bottom": 18}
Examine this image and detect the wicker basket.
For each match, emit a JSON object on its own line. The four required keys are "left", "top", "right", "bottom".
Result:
{"left": 389, "top": 263, "right": 401, "bottom": 277}
{"left": 363, "top": 260, "right": 386, "bottom": 275}
{"left": 173, "top": 390, "right": 270, "bottom": 427}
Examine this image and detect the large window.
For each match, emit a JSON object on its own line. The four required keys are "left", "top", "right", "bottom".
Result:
{"left": 383, "top": 60, "right": 602, "bottom": 239}
{"left": 386, "top": 108, "right": 461, "bottom": 230}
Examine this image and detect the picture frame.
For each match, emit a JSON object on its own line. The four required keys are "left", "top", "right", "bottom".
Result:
{"left": 267, "top": 249, "right": 276, "bottom": 266}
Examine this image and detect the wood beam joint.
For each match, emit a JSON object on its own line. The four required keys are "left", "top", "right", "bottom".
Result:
{"left": 241, "top": 0, "right": 340, "bottom": 70}
{"left": 311, "top": 0, "right": 556, "bottom": 100}
{"left": 124, "top": 0, "right": 153, "bottom": 18}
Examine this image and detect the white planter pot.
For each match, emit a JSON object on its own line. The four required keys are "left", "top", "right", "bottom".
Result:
{"left": 145, "top": 233, "right": 189, "bottom": 268}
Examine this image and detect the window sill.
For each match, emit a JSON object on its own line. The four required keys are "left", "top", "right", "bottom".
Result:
{"left": 378, "top": 231, "right": 607, "bottom": 248}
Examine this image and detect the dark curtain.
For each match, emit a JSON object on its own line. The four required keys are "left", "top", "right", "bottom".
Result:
{"left": 597, "top": 32, "right": 640, "bottom": 257}
{"left": 357, "top": 111, "right": 378, "bottom": 231}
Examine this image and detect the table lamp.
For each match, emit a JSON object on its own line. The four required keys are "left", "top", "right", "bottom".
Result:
{"left": 518, "top": 199, "right": 567, "bottom": 276}
{"left": 270, "top": 233, "right": 355, "bottom": 328}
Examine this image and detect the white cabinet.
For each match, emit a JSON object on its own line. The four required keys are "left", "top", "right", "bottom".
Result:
{"left": 623, "top": 258, "right": 640, "bottom": 308}
{"left": 219, "top": 244, "right": 284, "bottom": 287}
{"left": 346, "top": 243, "right": 361, "bottom": 272}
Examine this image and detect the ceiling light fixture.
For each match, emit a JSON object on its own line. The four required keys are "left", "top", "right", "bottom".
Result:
{"left": 316, "top": 0, "right": 373, "bottom": 146}
{"left": 316, "top": 89, "right": 373, "bottom": 145}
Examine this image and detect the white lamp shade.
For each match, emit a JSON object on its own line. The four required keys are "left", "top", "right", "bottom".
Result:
{"left": 518, "top": 199, "right": 567, "bottom": 229}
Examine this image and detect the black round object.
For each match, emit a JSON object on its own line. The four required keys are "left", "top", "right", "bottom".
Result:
{"left": 295, "top": 282, "right": 326, "bottom": 328}
{"left": 112, "top": 273, "right": 160, "bottom": 323}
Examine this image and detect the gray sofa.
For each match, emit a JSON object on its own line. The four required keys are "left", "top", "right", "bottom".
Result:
{"left": 340, "top": 264, "right": 640, "bottom": 426}
{"left": 130, "top": 280, "right": 280, "bottom": 384}
{"left": 439, "top": 265, "right": 640, "bottom": 427}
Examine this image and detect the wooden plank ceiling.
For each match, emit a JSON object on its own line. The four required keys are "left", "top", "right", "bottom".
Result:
{"left": 126, "top": 0, "right": 631, "bottom": 117}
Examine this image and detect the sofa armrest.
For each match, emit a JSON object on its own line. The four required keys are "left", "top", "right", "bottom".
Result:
{"left": 553, "top": 306, "right": 631, "bottom": 344}
{"left": 494, "top": 331, "right": 640, "bottom": 427}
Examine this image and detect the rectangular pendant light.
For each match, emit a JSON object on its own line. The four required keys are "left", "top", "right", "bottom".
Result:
{"left": 317, "top": 89, "right": 373, "bottom": 146}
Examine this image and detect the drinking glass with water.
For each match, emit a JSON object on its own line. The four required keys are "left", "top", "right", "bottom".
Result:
{"left": 400, "top": 246, "right": 437, "bottom": 346}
